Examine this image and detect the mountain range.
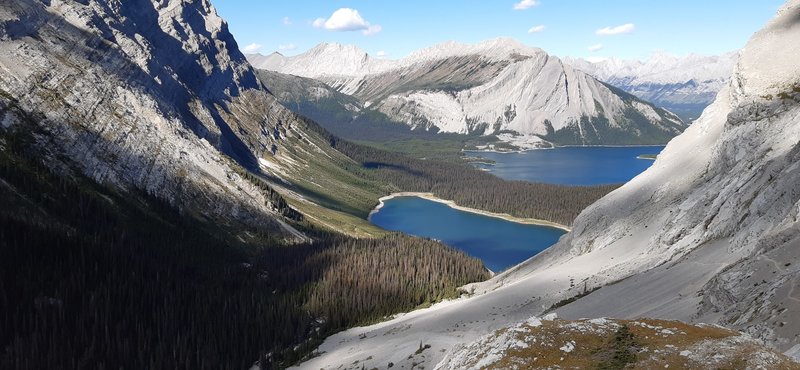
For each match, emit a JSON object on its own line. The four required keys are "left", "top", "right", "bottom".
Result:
{"left": 566, "top": 51, "right": 738, "bottom": 122}
{"left": 249, "top": 39, "right": 687, "bottom": 148}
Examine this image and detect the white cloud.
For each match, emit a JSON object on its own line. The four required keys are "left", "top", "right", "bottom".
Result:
{"left": 242, "top": 43, "right": 262, "bottom": 53}
{"left": 527, "top": 25, "right": 545, "bottom": 33}
{"left": 513, "top": 0, "right": 540, "bottom": 10}
{"left": 313, "top": 8, "right": 382, "bottom": 35}
{"left": 587, "top": 43, "right": 604, "bottom": 52}
{"left": 282, "top": 16, "right": 292, "bottom": 26}
{"left": 595, "top": 23, "right": 635, "bottom": 35}
{"left": 278, "top": 43, "right": 296, "bottom": 51}
{"left": 375, "top": 50, "right": 388, "bottom": 58}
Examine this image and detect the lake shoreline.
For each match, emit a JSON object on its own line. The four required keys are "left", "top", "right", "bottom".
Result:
{"left": 369, "top": 192, "right": 572, "bottom": 232}
{"left": 463, "top": 143, "right": 668, "bottom": 154}
{"left": 462, "top": 145, "right": 664, "bottom": 185}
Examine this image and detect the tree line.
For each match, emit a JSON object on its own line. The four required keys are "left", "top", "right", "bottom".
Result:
{"left": 0, "top": 126, "right": 488, "bottom": 369}
{"left": 300, "top": 118, "right": 618, "bottom": 226}
{"left": 0, "top": 91, "right": 618, "bottom": 369}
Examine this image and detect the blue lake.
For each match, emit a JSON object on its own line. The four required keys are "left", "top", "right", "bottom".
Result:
{"left": 369, "top": 196, "right": 566, "bottom": 272}
{"left": 467, "top": 146, "right": 664, "bottom": 185}
{"left": 369, "top": 146, "right": 664, "bottom": 271}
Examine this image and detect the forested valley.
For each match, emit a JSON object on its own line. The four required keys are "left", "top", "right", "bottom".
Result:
{"left": 1, "top": 75, "right": 617, "bottom": 370}
{"left": 0, "top": 126, "right": 488, "bottom": 370}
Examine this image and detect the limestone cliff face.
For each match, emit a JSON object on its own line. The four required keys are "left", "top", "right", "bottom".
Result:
{"left": 0, "top": 0, "right": 308, "bottom": 231}
{"left": 495, "top": 0, "right": 800, "bottom": 352}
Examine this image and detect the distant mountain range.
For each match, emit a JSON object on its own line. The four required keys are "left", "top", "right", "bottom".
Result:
{"left": 254, "top": 69, "right": 429, "bottom": 143}
{"left": 248, "top": 39, "right": 686, "bottom": 148}
{"left": 566, "top": 52, "right": 738, "bottom": 122}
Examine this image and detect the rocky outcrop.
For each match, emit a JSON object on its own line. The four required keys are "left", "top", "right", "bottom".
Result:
{"left": 437, "top": 316, "right": 796, "bottom": 369}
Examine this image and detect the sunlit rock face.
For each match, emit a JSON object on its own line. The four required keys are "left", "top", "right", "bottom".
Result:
{"left": 0, "top": 0, "right": 316, "bottom": 230}
{"left": 503, "top": 0, "right": 800, "bottom": 353}
{"left": 251, "top": 38, "right": 687, "bottom": 147}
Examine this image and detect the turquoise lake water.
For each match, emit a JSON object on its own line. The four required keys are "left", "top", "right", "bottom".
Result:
{"left": 370, "top": 146, "right": 664, "bottom": 272}
{"left": 370, "top": 196, "right": 566, "bottom": 272}
{"left": 467, "top": 146, "right": 664, "bottom": 185}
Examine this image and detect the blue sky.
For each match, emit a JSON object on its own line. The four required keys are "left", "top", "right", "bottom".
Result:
{"left": 213, "top": 0, "right": 785, "bottom": 60}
